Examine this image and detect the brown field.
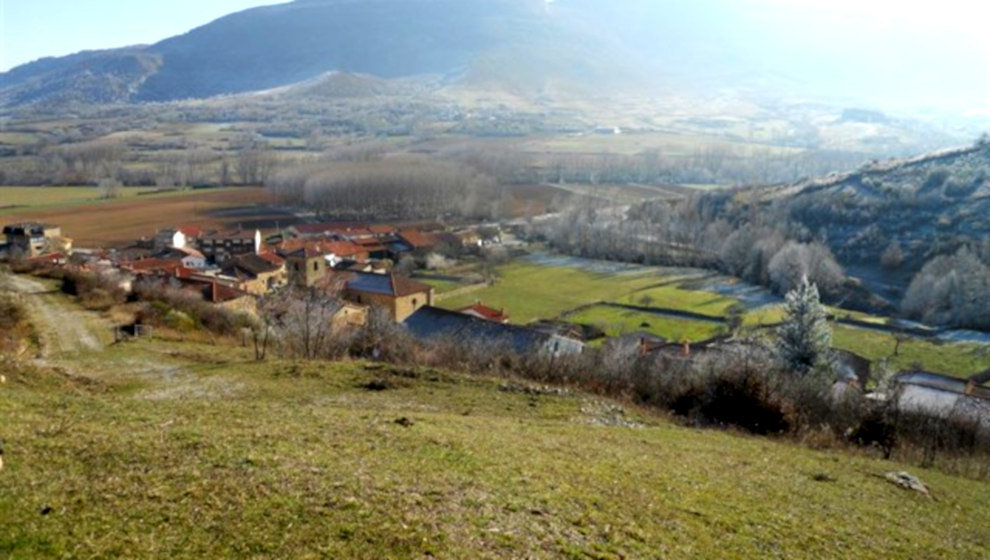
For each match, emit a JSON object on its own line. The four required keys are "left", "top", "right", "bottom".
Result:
{"left": 503, "top": 183, "right": 577, "bottom": 215}
{"left": 3, "top": 188, "right": 296, "bottom": 247}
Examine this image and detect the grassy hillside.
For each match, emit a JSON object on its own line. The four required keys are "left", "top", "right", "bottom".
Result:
{"left": 1, "top": 336, "right": 988, "bottom": 559}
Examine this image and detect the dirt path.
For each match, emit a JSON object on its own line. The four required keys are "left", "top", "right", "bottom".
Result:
{"left": 5, "top": 275, "right": 107, "bottom": 357}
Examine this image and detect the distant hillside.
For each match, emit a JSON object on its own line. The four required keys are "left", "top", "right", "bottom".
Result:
{"left": 1, "top": 0, "right": 643, "bottom": 106}
{"left": 281, "top": 71, "right": 438, "bottom": 99}
{"left": 0, "top": 49, "right": 162, "bottom": 106}
{"left": 0, "top": 0, "right": 876, "bottom": 109}
{"left": 1, "top": 0, "right": 983, "bottom": 158}
{"left": 749, "top": 138, "right": 990, "bottom": 276}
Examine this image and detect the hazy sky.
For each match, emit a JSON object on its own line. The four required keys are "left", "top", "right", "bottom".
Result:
{"left": 0, "top": 0, "right": 290, "bottom": 71}
{"left": 727, "top": 0, "right": 990, "bottom": 110}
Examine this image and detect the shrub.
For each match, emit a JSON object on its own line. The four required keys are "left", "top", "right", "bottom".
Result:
{"left": 0, "top": 292, "right": 31, "bottom": 355}
{"left": 133, "top": 280, "right": 251, "bottom": 337}
{"left": 57, "top": 269, "right": 127, "bottom": 311}
{"left": 164, "top": 310, "right": 196, "bottom": 332}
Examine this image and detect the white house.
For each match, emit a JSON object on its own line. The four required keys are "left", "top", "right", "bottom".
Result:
{"left": 170, "top": 246, "right": 208, "bottom": 269}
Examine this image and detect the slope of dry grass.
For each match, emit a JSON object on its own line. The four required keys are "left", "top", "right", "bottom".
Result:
{"left": 1, "top": 334, "right": 987, "bottom": 559}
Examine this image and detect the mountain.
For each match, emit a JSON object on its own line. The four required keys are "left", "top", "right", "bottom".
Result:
{"left": 0, "top": 49, "right": 163, "bottom": 106}
{"left": 5, "top": 0, "right": 989, "bottom": 115}
{"left": 1, "top": 0, "right": 647, "bottom": 106}
{"left": 2, "top": 0, "right": 985, "bottom": 156}
{"left": 7, "top": 0, "right": 920, "bottom": 109}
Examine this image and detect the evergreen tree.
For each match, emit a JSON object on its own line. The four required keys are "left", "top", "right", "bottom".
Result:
{"left": 778, "top": 275, "right": 832, "bottom": 374}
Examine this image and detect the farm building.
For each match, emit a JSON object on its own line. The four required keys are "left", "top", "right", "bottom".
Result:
{"left": 893, "top": 371, "right": 990, "bottom": 432}
{"left": 344, "top": 272, "right": 434, "bottom": 322}
{"left": 198, "top": 229, "right": 262, "bottom": 263}
{"left": 221, "top": 252, "right": 287, "bottom": 295}
{"left": 2, "top": 222, "right": 70, "bottom": 257}
{"left": 404, "top": 306, "right": 585, "bottom": 358}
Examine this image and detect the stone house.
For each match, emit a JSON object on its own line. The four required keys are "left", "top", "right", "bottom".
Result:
{"left": 343, "top": 272, "right": 434, "bottom": 322}
{"left": 2, "top": 222, "right": 69, "bottom": 257}
{"left": 221, "top": 252, "right": 287, "bottom": 295}
{"left": 198, "top": 229, "right": 261, "bottom": 264}
{"left": 284, "top": 246, "right": 329, "bottom": 287}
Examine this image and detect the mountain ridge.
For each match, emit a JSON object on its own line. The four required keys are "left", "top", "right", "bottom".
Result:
{"left": 2, "top": 0, "right": 596, "bottom": 106}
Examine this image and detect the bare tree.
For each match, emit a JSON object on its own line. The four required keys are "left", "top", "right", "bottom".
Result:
{"left": 281, "top": 277, "right": 346, "bottom": 360}
{"left": 252, "top": 291, "right": 291, "bottom": 361}
{"left": 881, "top": 240, "right": 904, "bottom": 270}
{"left": 97, "top": 177, "right": 124, "bottom": 199}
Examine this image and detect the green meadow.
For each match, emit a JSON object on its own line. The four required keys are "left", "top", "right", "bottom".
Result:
{"left": 438, "top": 258, "right": 990, "bottom": 377}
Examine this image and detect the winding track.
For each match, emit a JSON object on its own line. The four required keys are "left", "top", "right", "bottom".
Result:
{"left": 5, "top": 275, "right": 105, "bottom": 357}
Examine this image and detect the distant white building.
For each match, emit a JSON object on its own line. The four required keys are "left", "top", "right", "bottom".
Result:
{"left": 894, "top": 371, "right": 990, "bottom": 433}
{"left": 594, "top": 126, "right": 623, "bottom": 135}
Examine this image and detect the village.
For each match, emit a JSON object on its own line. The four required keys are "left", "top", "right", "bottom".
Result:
{"left": 0, "top": 218, "right": 589, "bottom": 357}
{"left": 3, "top": 217, "right": 989, "bottom": 426}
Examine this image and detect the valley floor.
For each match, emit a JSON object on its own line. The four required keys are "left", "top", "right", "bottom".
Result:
{"left": 2, "top": 333, "right": 988, "bottom": 558}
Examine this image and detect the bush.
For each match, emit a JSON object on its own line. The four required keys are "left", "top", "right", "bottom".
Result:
{"left": 0, "top": 292, "right": 31, "bottom": 354}
{"left": 58, "top": 269, "right": 127, "bottom": 311}
{"left": 164, "top": 310, "right": 196, "bottom": 332}
{"left": 133, "top": 280, "right": 251, "bottom": 337}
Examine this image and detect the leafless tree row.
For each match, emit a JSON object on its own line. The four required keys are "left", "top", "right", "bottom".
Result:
{"left": 538, "top": 194, "right": 846, "bottom": 299}
{"left": 268, "top": 157, "right": 504, "bottom": 220}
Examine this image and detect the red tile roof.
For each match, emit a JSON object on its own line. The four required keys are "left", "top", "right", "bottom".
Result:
{"left": 207, "top": 281, "right": 250, "bottom": 304}
{"left": 277, "top": 239, "right": 330, "bottom": 258}
{"left": 178, "top": 225, "right": 202, "bottom": 238}
{"left": 175, "top": 277, "right": 250, "bottom": 304}
{"left": 398, "top": 230, "right": 440, "bottom": 250}
{"left": 126, "top": 258, "right": 184, "bottom": 274}
{"left": 390, "top": 274, "right": 432, "bottom": 298}
{"left": 223, "top": 253, "right": 285, "bottom": 278}
{"left": 256, "top": 251, "right": 285, "bottom": 266}
{"left": 344, "top": 272, "right": 432, "bottom": 298}
{"left": 324, "top": 241, "right": 370, "bottom": 258}
{"left": 279, "top": 239, "right": 369, "bottom": 260}
{"left": 169, "top": 246, "right": 206, "bottom": 260}
{"left": 458, "top": 303, "right": 510, "bottom": 323}
{"left": 174, "top": 266, "right": 200, "bottom": 279}
{"left": 291, "top": 222, "right": 368, "bottom": 236}
{"left": 355, "top": 239, "right": 387, "bottom": 252}
{"left": 367, "top": 224, "right": 397, "bottom": 235}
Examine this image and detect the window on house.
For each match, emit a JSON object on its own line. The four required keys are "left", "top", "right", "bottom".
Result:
{"left": 313, "top": 261, "right": 319, "bottom": 272}
{"left": 412, "top": 298, "right": 418, "bottom": 307}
